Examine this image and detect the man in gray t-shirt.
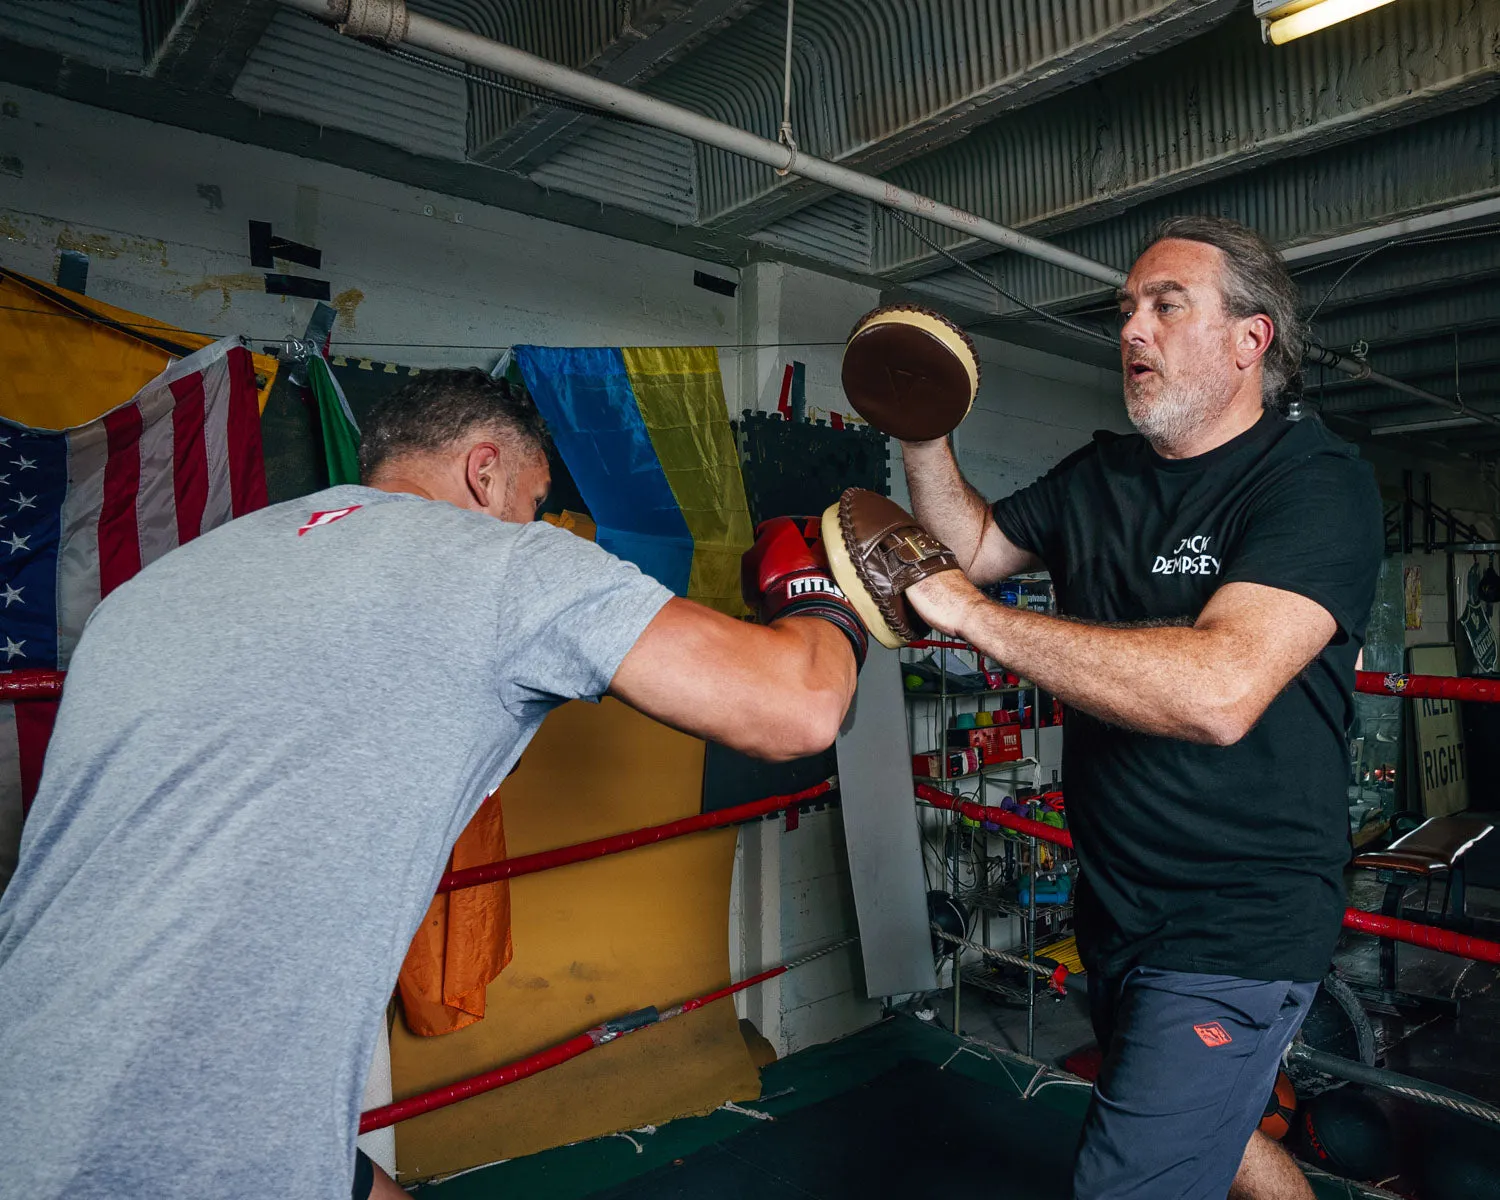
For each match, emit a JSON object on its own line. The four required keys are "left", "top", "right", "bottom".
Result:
{"left": 0, "top": 370, "right": 868, "bottom": 1199}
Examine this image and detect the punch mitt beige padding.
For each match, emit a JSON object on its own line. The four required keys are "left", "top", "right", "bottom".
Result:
{"left": 820, "top": 488, "right": 962, "bottom": 650}
{"left": 840, "top": 305, "right": 980, "bottom": 442}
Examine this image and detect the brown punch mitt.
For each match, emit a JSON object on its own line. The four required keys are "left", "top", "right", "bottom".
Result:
{"left": 821, "top": 488, "right": 962, "bottom": 649}
{"left": 840, "top": 304, "right": 980, "bottom": 442}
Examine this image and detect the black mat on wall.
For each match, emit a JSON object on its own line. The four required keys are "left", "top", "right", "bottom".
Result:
{"left": 734, "top": 411, "right": 890, "bottom": 524}
{"left": 702, "top": 413, "right": 890, "bottom": 815}
{"left": 700, "top": 741, "right": 837, "bottom": 815}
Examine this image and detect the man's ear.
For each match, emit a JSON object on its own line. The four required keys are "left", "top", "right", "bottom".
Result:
{"left": 1235, "top": 314, "right": 1274, "bottom": 372}
{"left": 464, "top": 443, "right": 504, "bottom": 509}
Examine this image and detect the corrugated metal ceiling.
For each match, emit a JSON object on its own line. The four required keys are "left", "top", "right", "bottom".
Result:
{"left": 234, "top": 9, "right": 469, "bottom": 160}
{"left": 873, "top": 0, "right": 1500, "bottom": 275}
{"left": 913, "top": 97, "right": 1500, "bottom": 319}
{"left": 0, "top": 0, "right": 143, "bottom": 71}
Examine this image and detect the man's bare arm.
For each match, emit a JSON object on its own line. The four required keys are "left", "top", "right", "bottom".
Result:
{"left": 908, "top": 575, "right": 1337, "bottom": 745}
{"left": 902, "top": 439, "right": 1039, "bottom": 584}
{"left": 608, "top": 599, "right": 856, "bottom": 761}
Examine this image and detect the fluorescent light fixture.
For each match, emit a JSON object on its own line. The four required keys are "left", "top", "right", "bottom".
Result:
{"left": 1370, "top": 415, "right": 1481, "bottom": 435}
{"left": 1255, "top": 0, "right": 1398, "bottom": 46}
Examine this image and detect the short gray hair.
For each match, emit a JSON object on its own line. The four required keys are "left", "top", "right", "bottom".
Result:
{"left": 358, "top": 369, "right": 550, "bottom": 482}
{"left": 1147, "top": 216, "right": 1303, "bottom": 408}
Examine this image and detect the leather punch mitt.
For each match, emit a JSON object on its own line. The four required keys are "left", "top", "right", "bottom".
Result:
{"left": 840, "top": 304, "right": 981, "bottom": 442}
{"left": 820, "top": 488, "right": 962, "bottom": 649}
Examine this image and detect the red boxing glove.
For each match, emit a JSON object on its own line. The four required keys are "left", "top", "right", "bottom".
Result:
{"left": 742, "top": 517, "right": 868, "bottom": 670}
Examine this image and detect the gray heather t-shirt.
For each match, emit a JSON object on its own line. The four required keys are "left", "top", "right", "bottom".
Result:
{"left": 0, "top": 486, "right": 673, "bottom": 1199}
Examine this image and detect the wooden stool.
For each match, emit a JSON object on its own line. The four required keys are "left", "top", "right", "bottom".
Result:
{"left": 1350, "top": 815, "right": 1494, "bottom": 1015}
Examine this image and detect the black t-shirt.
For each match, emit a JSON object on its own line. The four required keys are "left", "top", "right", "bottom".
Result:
{"left": 991, "top": 412, "right": 1383, "bottom": 983}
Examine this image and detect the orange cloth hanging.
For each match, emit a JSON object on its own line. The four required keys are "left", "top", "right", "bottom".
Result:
{"left": 397, "top": 516, "right": 593, "bottom": 1036}
{"left": 397, "top": 789, "right": 513, "bottom": 1037}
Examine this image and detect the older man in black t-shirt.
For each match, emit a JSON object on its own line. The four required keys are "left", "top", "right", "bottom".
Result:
{"left": 901, "top": 216, "right": 1382, "bottom": 1200}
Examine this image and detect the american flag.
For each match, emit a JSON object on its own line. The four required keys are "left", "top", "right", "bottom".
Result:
{"left": 0, "top": 335, "right": 267, "bottom": 886}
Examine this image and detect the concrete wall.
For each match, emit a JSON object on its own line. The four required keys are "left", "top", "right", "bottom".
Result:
{"left": 0, "top": 85, "right": 738, "bottom": 383}
{"left": 1, "top": 86, "right": 1122, "bottom": 1060}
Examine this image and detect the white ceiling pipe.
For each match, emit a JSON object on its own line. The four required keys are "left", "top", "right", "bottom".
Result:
{"left": 279, "top": 0, "right": 1479, "bottom": 427}
{"left": 1304, "top": 344, "right": 1500, "bottom": 428}
{"left": 1282, "top": 196, "right": 1500, "bottom": 267}
{"left": 280, "top": 0, "right": 1124, "bottom": 288}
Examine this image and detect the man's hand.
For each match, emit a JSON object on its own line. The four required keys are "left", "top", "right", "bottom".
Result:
{"left": 906, "top": 568, "right": 986, "bottom": 639}
{"left": 742, "top": 517, "right": 868, "bottom": 670}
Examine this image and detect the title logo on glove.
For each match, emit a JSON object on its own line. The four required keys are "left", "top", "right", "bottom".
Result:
{"left": 788, "top": 576, "right": 847, "bottom": 600}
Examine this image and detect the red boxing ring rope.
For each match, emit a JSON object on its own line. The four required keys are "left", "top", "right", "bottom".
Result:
{"left": 358, "top": 937, "right": 857, "bottom": 1132}
{"left": 0, "top": 669, "right": 64, "bottom": 701}
{"left": 3, "top": 671, "right": 1495, "bottom": 983}
{"left": 437, "top": 778, "right": 835, "bottom": 892}
{"left": 1355, "top": 670, "right": 1500, "bottom": 703}
{"left": 914, "top": 784, "right": 1500, "bottom": 966}
{"left": 1341, "top": 907, "right": 1500, "bottom": 966}
{"left": 6, "top": 668, "right": 1499, "bottom": 704}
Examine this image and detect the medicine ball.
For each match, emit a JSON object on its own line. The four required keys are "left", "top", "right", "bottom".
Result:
{"left": 1288, "top": 974, "right": 1377, "bottom": 1097}
{"left": 1294, "top": 1087, "right": 1398, "bottom": 1183}
{"left": 1420, "top": 1118, "right": 1500, "bottom": 1200}
{"left": 927, "top": 890, "right": 967, "bottom": 956}
{"left": 1259, "top": 1070, "right": 1298, "bottom": 1141}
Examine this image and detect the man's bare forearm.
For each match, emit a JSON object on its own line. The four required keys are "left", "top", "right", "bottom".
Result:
{"left": 902, "top": 439, "right": 994, "bottom": 574}
{"left": 953, "top": 599, "right": 1262, "bottom": 745}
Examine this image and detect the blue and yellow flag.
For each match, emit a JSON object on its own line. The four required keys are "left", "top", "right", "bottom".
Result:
{"left": 515, "top": 346, "right": 753, "bottom": 616}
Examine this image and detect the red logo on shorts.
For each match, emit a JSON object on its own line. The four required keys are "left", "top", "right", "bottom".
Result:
{"left": 1193, "top": 1022, "right": 1233, "bottom": 1047}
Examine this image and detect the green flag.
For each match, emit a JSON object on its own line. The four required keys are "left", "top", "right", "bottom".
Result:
{"left": 309, "top": 353, "right": 360, "bottom": 486}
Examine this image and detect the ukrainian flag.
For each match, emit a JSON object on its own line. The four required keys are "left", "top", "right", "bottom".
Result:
{"left": 514, "top": 345, "right": 753, "bottom": 616}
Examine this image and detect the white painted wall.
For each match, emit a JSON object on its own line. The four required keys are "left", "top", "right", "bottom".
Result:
{"left": 0, "top": 85, "right": 738, "bottom": 384}
{"left": 2, "top": 87, "right": 1122, "bottom": 1065}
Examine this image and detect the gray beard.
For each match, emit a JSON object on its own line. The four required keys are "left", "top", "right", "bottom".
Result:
{"left": 1125, "top": 365, "right": 1236, "bottom": 451}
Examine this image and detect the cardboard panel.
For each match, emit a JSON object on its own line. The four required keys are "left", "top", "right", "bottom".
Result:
{"left": 835, "top": 647, "right": 939, "bottom": 998}
{"left": 390, "top": 699, "right": 761, "bottom": 1180}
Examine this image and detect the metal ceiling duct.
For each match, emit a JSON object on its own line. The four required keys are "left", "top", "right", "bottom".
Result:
{"left": 276, "top": 0, "right": 1486, "bottom": 427}
{"left": 279, "top": 0, "right": 1122, "bottom": 286}
{"left": 871, "top": 0, "right": 1500, "bottom": 277}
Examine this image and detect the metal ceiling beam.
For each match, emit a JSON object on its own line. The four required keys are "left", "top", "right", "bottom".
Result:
{"left": 1318, "top": 378, "right": 1500, "bottom": 418}
{"left": 1316, "top": 366, "right": 1500, "bottom": 409}
{"left": 1368, "top": 411, "right": 1499, "bottom": 436}
{"left": 1312, "top": 280, "right": 1500, "bottom": 358}
{"left": 279, "top": 0, "right": 1123, "bottom": 285}
{"left": 273, "top": 0, "right": 1481, "bottom": 429}
{"left": 469, "top": 0, "right": 760, "bottom": 170}
{"left": 1280, "top": 196, "right": 1500, "bottom": 269}
{"left": 143, "top": 0, "right": 279, "bottom": 90}
{"left": 1298, "top": 239, "right": 1500, "bottom": 321}
{"left": 909, "top": 101, "right": 1500, "bottom": 320}
{"left": 689, "top": 0, "right": 1238, "bottom": 236}
{"left": 869, "top": 0, "right": 1500, "bottom": 279}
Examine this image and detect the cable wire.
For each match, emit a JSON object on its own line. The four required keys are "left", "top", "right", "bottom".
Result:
{"left": 884, "top": 211, "right": 1115, "bottom": 347}
{"left": 0, "top": 304, "right": 848, "bottom": 353}
{"left": 1298, "top": 221, "right": 1500, "bottom": 326}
